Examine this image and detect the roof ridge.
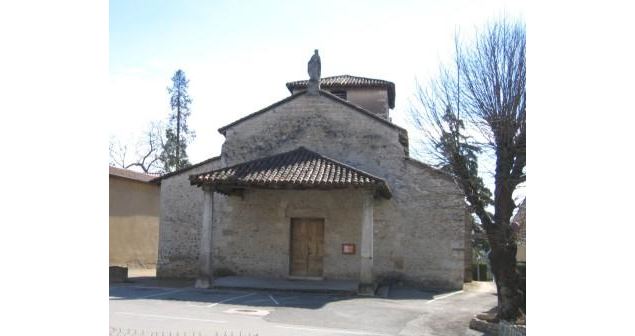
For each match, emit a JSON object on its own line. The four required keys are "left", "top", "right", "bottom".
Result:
{"left": 217, "top": 89, "right": 405, "bottom": 135}
{"left": 109, "top": 165, "right": 156, "bottom": 175}
{"left": 109, "top": 166, "right": 158, "bottom": 182}
{"left": 286, "top": 74, "right": 393, "bottom": 84}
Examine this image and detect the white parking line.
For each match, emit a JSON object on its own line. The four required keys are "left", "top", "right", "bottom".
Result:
{"left": 426, "top": 290, "right": 463, "bottom": 303}
{"left": 268, "top": 294, "right": 279, "bottom": 305}
{"left": 135, "top": 288, "right": 188, "bottom": 299}
{"left": 207, "top": 292, "right": 257, "bottom": 307}
{"left": 237, "top": 298, "right": 271, "bottom": 304}
{"left": 115, "top": 312, "right": 227, "bottom": 324}
{"left": 112, "top": 285, "right": 182, "bottom": 291}
{"left": 274, "top": 324, "right": 392, "bottom": 336}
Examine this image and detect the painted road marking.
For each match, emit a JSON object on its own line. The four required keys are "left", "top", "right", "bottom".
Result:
{"left": 274, "top": 324, "right": 392, "bottom": 336}
{"left": 223, "top": 308, "right": 270, "bottom": 317}
{"left": 268, "top": 294, "right": 279, "bottom": 305}
{"left": 111, "top": 285, "right": 183, "bottom": 291}
{"left": 115, "top": 312, "right": 227, "bottom": 324}
{"left": 237, "top": 298, "right": 272, "bottom": 304}
{"left": 135, "top": 288, "right": 189, "bottom": 299}
{"left": 426, "top": 290, "right": 463, "bottom": 303}
{"left": 207, "top": 292, "right": 256, "bottom": 307}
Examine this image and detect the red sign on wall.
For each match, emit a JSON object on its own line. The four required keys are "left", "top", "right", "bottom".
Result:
{"left": 342, "top": 243, "right": 356, "bottom": 255}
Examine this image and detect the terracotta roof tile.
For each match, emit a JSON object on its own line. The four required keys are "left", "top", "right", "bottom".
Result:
{"left": 190, "top": 147, "right": 391, "bottom": 198}
{"left": 286, "top": 75, "right": 396, "bottom": 108}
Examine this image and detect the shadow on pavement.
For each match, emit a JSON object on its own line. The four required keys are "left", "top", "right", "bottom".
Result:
{"left": 108, "top": 275, "right": 473, "bottom": 310}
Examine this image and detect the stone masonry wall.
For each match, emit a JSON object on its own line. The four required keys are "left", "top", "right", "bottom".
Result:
{"left": 218, "top": 93, "right": 466, "bottom": 289}
{"left": 370, "top": 160, "right": 465, "bottom": 289}
{"left": 221, "top": 94, "right": 405, "bottom": 169}
{"left": 212, "top": 189, "right": 365, "bottom": 280}
{"left": 156, "top": 159, "right": 222, "bottom": 278}
{"left": 345, "top": 88, "right": 390, "bottom": 120}
{"left": 157, "top": 93, "right": 466, "bottom": 288}
{"left": 290, "top": 88, "right": 390, "bottom": 120}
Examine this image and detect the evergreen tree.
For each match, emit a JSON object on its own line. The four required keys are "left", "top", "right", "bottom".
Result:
{"left": 160, "top": 128, "right": 190, "bottom": 172}
{"left": 436, "top": 105, "right": 493, "bottom": 209}
{"left": 162, "top": 69, "right": 194, "bottom": 172}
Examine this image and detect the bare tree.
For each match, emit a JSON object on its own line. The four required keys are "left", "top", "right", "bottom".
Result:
{"left": 411, "top": 18, "right": 525, "bottom": 321}
{"left": 109, "top": 121, "right": 166, "bottom": 174}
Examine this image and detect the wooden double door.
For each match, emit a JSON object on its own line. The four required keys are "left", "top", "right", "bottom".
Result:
{"left": 289, "top": 218, "right": 325, "bottom": 278}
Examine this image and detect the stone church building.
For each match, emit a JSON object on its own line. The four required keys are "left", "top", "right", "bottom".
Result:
{"left": 155, "top": 55, "right": 469, "bottom": 291}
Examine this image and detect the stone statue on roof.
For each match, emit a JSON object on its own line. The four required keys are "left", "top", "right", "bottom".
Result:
{"left": 308, "top": 49, "right": 321, "bottom": 81}
{"left": 307, "top": 49, "right": 321, "bottom": 95}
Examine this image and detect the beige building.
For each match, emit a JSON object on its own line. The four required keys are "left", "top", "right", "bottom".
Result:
{"left": 156, "top": 74, "right": 469, "bottom": 291}
{"left": 109, "top": 166, "right": 160, "bottom": 269}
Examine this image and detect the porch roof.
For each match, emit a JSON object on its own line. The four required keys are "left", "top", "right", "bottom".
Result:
{"left": 189, "top": 147, "right": 391, "bottom": 199}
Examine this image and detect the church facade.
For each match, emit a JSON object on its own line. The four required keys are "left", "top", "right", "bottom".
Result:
{"left": 154, "top": 58, "right": 470, "bottom": 291}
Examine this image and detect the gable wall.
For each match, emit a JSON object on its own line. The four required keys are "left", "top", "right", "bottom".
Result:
{"left": 217, "top": 94, "right": 467, "bottom": 289}
{"left": 221, "top": 94, "right": 405, "bottom": 175}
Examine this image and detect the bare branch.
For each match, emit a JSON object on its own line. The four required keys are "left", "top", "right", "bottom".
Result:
{"left": 410, "top": 16, "right": 526, "bottom": 321}
{"left": 109, "top": 122, "right": 166, "bottom": 174}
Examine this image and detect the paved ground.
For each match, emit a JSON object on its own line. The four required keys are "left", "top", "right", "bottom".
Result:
{"left": 213, "top": 276, "right": 358, "bottom": 293}
{"left": 110, "top": 280, "right": 496, "bottom": 336}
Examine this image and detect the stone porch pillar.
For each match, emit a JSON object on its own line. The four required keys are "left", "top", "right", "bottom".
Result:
{"left": 195, "top": 186, "right": 214, "bottom": 288}
{"left": 359, "top": 192, "right": 375, "bottom": 294}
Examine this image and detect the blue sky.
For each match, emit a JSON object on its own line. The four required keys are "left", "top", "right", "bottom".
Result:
{"left": 109, "top": 0, "right": 525, "bottom": 173}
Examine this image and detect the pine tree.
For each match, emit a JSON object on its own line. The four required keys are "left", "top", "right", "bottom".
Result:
{"left": 162, "top": 69, "right": 194, "bottom": 172}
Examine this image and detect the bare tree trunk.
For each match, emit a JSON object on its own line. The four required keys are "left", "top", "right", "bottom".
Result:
{"left": 410, "top": 17, "right": 525, "bottom": 322}
{"left": 473, "top": 141, "right": 522, "bottom": 321}
{"left": 486, "top": 216, "right": 521, "bottom": 320}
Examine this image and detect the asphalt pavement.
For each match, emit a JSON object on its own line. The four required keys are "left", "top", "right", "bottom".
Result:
{"left": 109, "top": 281, "right": 497, "bottom": 336}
